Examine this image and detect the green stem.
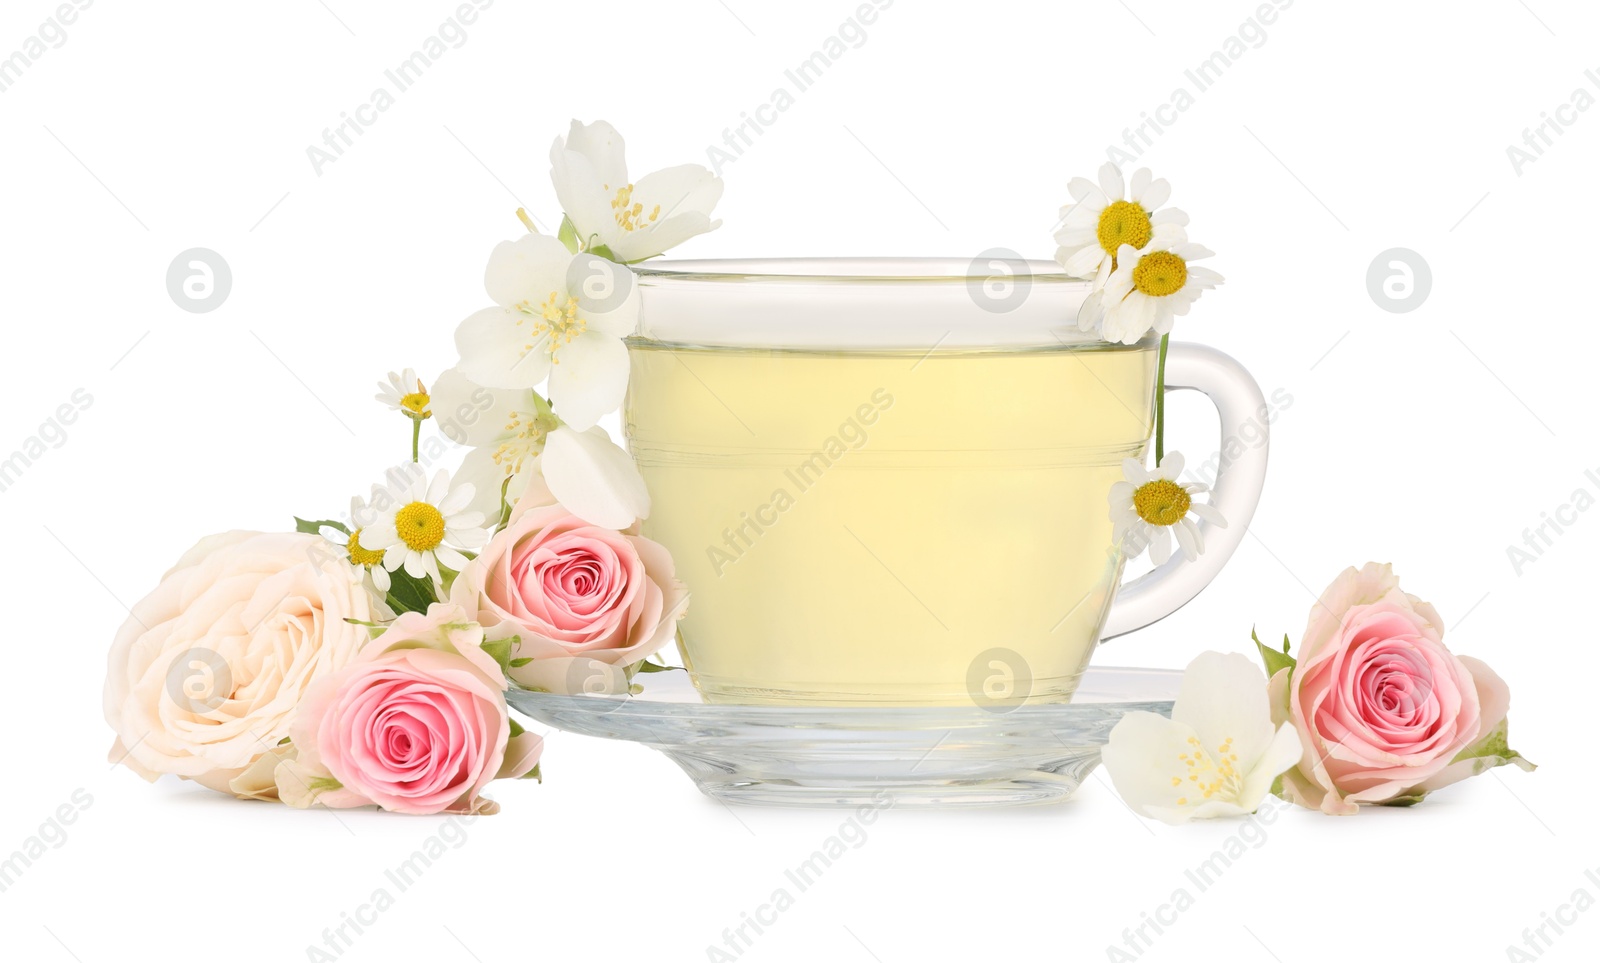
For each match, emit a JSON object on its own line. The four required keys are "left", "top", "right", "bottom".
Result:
{"left": 1154, "top": 334, "right": 1169, "bottom": 466}
{"left": 410, "top": 418, "right": 421, "bottom": 463}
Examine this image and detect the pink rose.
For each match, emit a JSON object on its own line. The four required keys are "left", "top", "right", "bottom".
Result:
{"left": 1269, "top": 562, "right": 1528, "bottom": 814}
{"left": 103, "top": 531, "right": 378, "bottom": 797}
{"left": 276, "top": 603, "right": 542, "bottom": 815}
{"left": 451, "top": 489, "right": 687, "bottom": 673}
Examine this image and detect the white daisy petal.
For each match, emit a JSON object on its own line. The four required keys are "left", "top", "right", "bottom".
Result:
{"left": 1151, "top": 207, "right": 1189, "bottom": 227}
{"left": 1097, "top": 162, "right": 1124, "bottom": 202}
{"left": 1138, "top": 177, "right": 1172, "bottom": 211}
{"left": 1148, "top": 526, "right": 1173, "bottom": 565}
{"left": 1130, "top": 168, "right": 1152, "bottom": 200}
{"left": 1173, "top": 517, "right": 1200, "bottom": 560}
{"left": 435, "top": 545, "right": 470, "bottom": 572}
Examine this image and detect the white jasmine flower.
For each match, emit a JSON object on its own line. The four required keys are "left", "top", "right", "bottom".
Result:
{"left": 361, "top": 469, "right": 489, "bottom": 585}
{"left": 454, "top": 234, "right": 639, "bottom": 430}
{"left": 1109, "top": 452, "right": 1225, "bottom": 565}
{"left": 431, "top": 368, "right": 650, "bottom": 528}
{"left": 1098, "top": 233, "right": 1224, "bottom": 345}
{"left": 1100, "top": 651, "right": 1303, "bottom": 825}
{"left": 550, "top": 119, "right": 724, "bottom": 263}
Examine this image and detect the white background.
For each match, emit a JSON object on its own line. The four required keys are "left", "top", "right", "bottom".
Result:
{"left": 1, "top": 1, "right": 1593, "bottom": 960}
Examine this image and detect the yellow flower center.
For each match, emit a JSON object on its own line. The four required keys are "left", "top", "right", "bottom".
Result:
{"left": 1132, "top": 251, "right": 1188, "bottom": 298}
{"left": 493, "top": 409, "right": 562, "bottom": 475}
{"left": 1132, "top": 479, "right": 1191, "bottom": 527}
{"left": 1173, "top": 735, "right": 1242, "bottom": 805}
{"left": 399, "top": 391, "right": 431, "bottom": 419}
{"left": 513, "top": 292, "right": 588, "bottom": 364}
{"left": 345, "top": 529, "right": 385, "bottom": 568}
{"left": 393, "top": 502, "right": 446, "bottom": 553}
{"left": 1096, "top": 200, "right": 1153, "bottom": 256}
{"left": 609, "top": 184, "right": 661, "bottom": 233}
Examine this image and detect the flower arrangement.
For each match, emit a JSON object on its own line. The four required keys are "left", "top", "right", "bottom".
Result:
{"left": 103, "top": 120, "right": 712, "bottom": 815}
{"left": 1101, "top": 565, "right": 1533, "bottom": 822}
{"left": 102, "top": 126, "right": 1534, "bottom": 823}
{"left": 1053, "top": 163, "right": 1534, "bottom": 821}
{"left": 1054, "top": 162, "right": 1227, "bottom": 565}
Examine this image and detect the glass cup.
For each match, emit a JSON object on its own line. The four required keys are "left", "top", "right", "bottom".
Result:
{"left": 623, "top": 258, "right": 1267, "bottom": 706}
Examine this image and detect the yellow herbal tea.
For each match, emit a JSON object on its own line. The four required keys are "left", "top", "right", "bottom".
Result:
{"left": 625, "top": 338, "right": 1157, "bottom": 705}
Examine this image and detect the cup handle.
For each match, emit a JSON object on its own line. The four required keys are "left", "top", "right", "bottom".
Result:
{"left": 1099, "top": 342, "right": 1269, "bottom": 641}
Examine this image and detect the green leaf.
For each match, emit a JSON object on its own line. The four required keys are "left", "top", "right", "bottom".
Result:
{"left": 1253, "top": 626, "right": 1296, "bottom": 680}
{"left": 1376, "top": 793, "right": 1427, "bottom": 808}
{"left": 556, "top": 214, "right": 581, "bottom": 253}
{"left": 633, "top": 660, "right": 682, "bottom": 674}
{"left": 587, "top": 243, "right": 618, "bottom": 262}
{"left": 295, "top": 517, "right": 348, "bottom": 536}
{"left": 508, "top": 657, "right": 534, "bottom": 668}
{"left": 1450, "top": 715, "right": 1536, "bottom": 773}
{"left": 384, "top": 567, "right": 437, "bottom": 615}
{"left": 482, "top": 637, "right": 514, "bottom": 674}
{"left": 522, "top": 763, "right": 542, "bottom": 783}
{"left": 508, "top": 717, "right": 526, "bottom": 738}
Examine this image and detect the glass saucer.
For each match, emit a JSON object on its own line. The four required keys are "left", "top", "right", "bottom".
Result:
{"left": 504, "top": 666, "right": 1179, "bottom": 809}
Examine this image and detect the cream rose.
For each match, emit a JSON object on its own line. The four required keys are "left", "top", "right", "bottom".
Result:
{"left": 103, "top": 531, "right": 379, "bottom": 796}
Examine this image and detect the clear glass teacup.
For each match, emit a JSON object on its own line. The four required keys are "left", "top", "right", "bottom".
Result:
{"left": 623, "top": 258, "right": 1267, "bottom": 706}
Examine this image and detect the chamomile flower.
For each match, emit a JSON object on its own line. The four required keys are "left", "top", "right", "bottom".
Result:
{"left": 1109, "top": 452, "right": 1226, "bottom": 565}
{"left": 377, "top": 369, "right": 432, "bottom": 421}
{"left": 319, "top": 491, "right": 397, "bottom": 594}
{"left": 361, "top": 469, "right": 489, "bottom": 586}
{"left": 1097, "top": 234, "right": 1224, "bottom": 345}
{"left": 1054, "top": 163, "right": 1189, "bottom": 329}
